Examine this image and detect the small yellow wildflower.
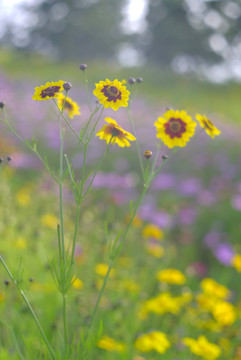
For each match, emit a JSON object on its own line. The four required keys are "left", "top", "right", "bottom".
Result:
{"left": 183, "top": 335, "right": 221, "bottom": 360}
{"left": 142, "top": 224, "right": 163, "bottom": 240}
{"left": 154, "top": 109, "right": 196, "bottom": 148}
{"left": 95, "top": 263, "right": 115, "bottom": 278}
{"left": 41, "top": 213, "right": 59, "bottom": 230}
{"left": 200, "top": 278, "right": 230, "bottom": 299}
{"left": 0, "top": 293, "right": 4, "bottom": 302}
{"left": 16, "top": 187, "right": 31, "bottom": 207}
{"left": 57, "top": 93, "right": 81, "bottom": 119}
{"left": 71, "top": 276, "right": 83, "bottom": 290}
{"left": 196, "top": 114, "right": 221, "bottom": 138}
{"left": 96, "top": 117, "right": 136, "bottom": 147}
{"left": 146, "top": 243, "right": 165, "bottom": 258}
{"left": 97, "top": 335, "right": 125, "bottom": 352}
{"left": 13, "top": 237, "right": 27, "bottom": 249}
{"left": 141, "top": 292, "right": 182, "bottom": 316}
{"left": 157, "top": 268, "right": 186, "bottom": 285}
{"left": 93, "top": 79, "right": 130, "bottom": 110}
{"left": 135, "top": 331, "right": 170, "bottom": 354}
{"left": 33, "top": 80, "right": 65, "bottom": 101}
{"left": 232, "top": 254, "right": 241, "bottom": 272}
{"left": 212, "top": 300, "right": 236, "bottom": 326}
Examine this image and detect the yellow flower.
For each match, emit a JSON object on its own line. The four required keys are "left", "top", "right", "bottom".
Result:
{"left": 135, "top": 331, "right": 170, "bottom": 354}
{"left": 146, "top": 243, "right": 165, "bottom": 258}
{"left": 41, "top": 213, "right": 59, "bottom": 230}
{"left": 16, "top": 187, "right": 31, "bottom": 207}
{"left": 232, "top": 254, "right": 241, "bottom": 272}
{"left": 200, "top": 278, "right": 230, "bottom": 299}
{"left": 93, "top": 79, "right": 130, "bottom": 110}
{"left": 196, "top": 114, "right": 221, "bottom": 138}
{"left": 71, "top": 276, "right": 83, "bottom": 290}
{"left": 0, "top": 293, "right": 4, "bottom": 302}
{"left": 57, "top": 93, "right": 81, "bottom": 119}
{"left": 96, "top": 117, "right": 136, "bottom": 147}
{"left": 183, "top": 335, "right": 221, "bottom": 360}
{"left": 97, "top": 335, "right": 125, "bottom": 352}
{"left": 95, "top": 263, "right": 115, "bottom": 277}
{"left": 154, "top": 109, "right": 196, "bottom": 148}
{"left": 157, "top": 268, "right": 186, "bottom": 285}
{"left": 142, "top": 224, "right": 163, "bottom": 240}
{"left": 13, "top": 237, "right": 27, "bottom": 249}
{"left": 141, "top": 292, "right": 183, "bottom": 316}
{"left": 32, "top": 80, "right": 65, "bottom": 101}
{"left": 212, "top": 300, "right": 236, "bottom": 326}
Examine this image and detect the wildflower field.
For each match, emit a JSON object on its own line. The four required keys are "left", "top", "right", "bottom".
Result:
{"left": 0, "top": 55, "right": 241, "bottom": 360}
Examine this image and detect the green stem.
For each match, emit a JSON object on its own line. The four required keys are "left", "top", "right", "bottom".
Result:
{"left": 83, "top": 71, "right": 92, "bottom": 113}
{"left": 63, "top": 294, "right": 68, "bottom": 354}
{"left": 127, "top": 106, "right": 145, "bottom": 178}
{"left": 70, "top": 204, "right": 81, "bottom": 264}
{"left": 59, "top": 120, "right": 65, "bottom": 265}
{"left": 0, "top": 256, "right": 56, "bottom": 360}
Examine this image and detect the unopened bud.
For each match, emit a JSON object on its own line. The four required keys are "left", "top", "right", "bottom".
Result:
{"left": 80, "top": 64, "right": 87, "bottom": 71}
{"left": 136, "top": 77, "right": 143, "bottom": 84}
{"left": 29, "top": 277, "right": 34, "bottom": 282}
{"left": 144, "top": 150, "right": 152, "bottom": 159}
{"left": 128, "top": 77, "right": 136, "bottom": 85}
{"left": 4, "top": 280, "right": 9, "bottom": 286}
{"left": 7, "top": 156, "right": 12, "bottom": 162}
{"left": 162, "top": 155, "right": 168, "bottom": 160}
{"left": 63, "top": 82, "right": 71, "bottom": 91}
{"left": 0, "top": 102, "right": 5, "bottom": 109}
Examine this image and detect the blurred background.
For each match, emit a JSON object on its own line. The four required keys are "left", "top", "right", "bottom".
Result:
{"left": 1, "top": 0, "right": 241, "bottom": 82}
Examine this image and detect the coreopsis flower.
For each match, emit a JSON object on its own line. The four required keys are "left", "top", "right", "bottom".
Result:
{"left": 183, "top": 335, "right": 221, "bottom": 360}
{"left": 96, "top": 117, "right": 136, "bottom": 147}
{"left": 154, "top": 109, "right": 196, "bottom": 148}
{"left": 32, "top": 80, "right": 65, "bottom": 101}
{"left": 93, "top": 79, "right": 130, "bottom": 110}
{"left": 57, "top": 93, "right": 81, "bottom": 119}
{"left": 95, "top": 263, "right": 115, "bottom": 278}
{"left": 196, "top": 114, "right": 221, "bottom": 138}
{"left": 134, "top": 331, "right": 170, "bottom": 354}
{"left": 97, "top": 336, "right": 125, "bottom": 352}
{"left": 200, "top": 278, "right": 230, "bottom": 299}
{"left": 212, "top": 300, "right": 237, "bottom": 326}
{"left": 142, "top": 224, "right": 163, "bottom": 240}
{"left": 232, "top": 254, "right": 241, "bottom": 272}
{"left": 41, "top": 213, "right": 59, "bottom": 230}
{"left": 71, "top": 276, "right": 83, "bottom": 290}
{"left": 157, "top": 268, "right": 186, "bottom": 285}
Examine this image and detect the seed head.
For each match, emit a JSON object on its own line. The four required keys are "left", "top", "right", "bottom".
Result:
{"left": 136, "top": 77, "right": 143, "bottom": 84}
{"left": 80, "top": 64, "right": 87, "bottom": 71}
{"left": 0, "top": 102, "right": 5, "bottom": 109}
{"left": 63, "top": 82, "right": 72, "bottom": 91}
{"left": 144, "top": 150, "right": 152, "bottom": 159}
{"left": 128, "top": 78, "right": 136, "bottom": 85}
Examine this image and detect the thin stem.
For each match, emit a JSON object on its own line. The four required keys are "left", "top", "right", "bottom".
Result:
{"left": 127, "top": 106, "right": 145, "bottom": 178}
{"left": 62, "top": 294, "right": 68, "bottom": 355}
{"left": 59, "top": 119, "right": 65, "bottom": 266}
{"left": 70, "top": 204, "right": 81, "bottom": 264}
{"left": 0, "top": 256, "right": 56, "bottom": 360}
{"left": 83, "top": 71, "right": 92, "bottom": 113}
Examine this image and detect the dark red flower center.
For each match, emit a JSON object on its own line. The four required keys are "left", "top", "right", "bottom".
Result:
{"left": 164, "top": 118, "right": 186, "bottom": 138}
{"left": 106, "top": 125, "right": 124, "bottom": 138}
{"left": 203, "top": 119, "right": 213, "bottom": 130}
{"left": 63, "top": 100, "right": 73, "bottom": 110}
{"left": 101, "top": 85, "right": 122, "bottom": 103}
{"left": 40, "top": 86, "right": 61, "bottom": 98}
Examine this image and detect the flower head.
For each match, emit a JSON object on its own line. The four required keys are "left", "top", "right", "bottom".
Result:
{"left": 97, "top": 336, "right": 125, "bottom": 352}
{"left": 157, "top": 268, "right": 186, "bottom": 285}
{"left": 32, "top": 81, "right": 65, "bottom": 101}
{"left": 183, "top": 335, "right": 221, "bottom": 360}
{"left": 154, "top": 109, "right": 196, "bottom": 148}
{"left": 93, "top": 79, "right": 130, "bottom": 110}
{"left": 96, "top": 117, "right": 136, "bottom": 147}
{"left": 134, "top": 331, "right": 170, "bottom": 354}
{"left": 196, "top": 114, "right": 221, "bottom": 138}
{"left": 57, "top": 93, "right": 81, "bottom": 119}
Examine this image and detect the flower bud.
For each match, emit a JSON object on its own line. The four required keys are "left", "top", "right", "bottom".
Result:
{"left": 63, "top": 82, "right": 71, "bottom": 91}
{"left": 0, "top": 102, "right": 5, "bottom": 109}
{"left": 144, "top": 150, "right": 152, "bottom": 159}
{"left": 136, "top": 77, "right": 143, "bottom": 84}
{"left": 4, "top": 280, "right": 9, "bottom": 286}
{"left": 128, "top": 78, "right": 136, "bottom": 85}
{"left": 7, "top": 156, "right": 12, "bottom": 162}
{"left": 79, "top": 64, "right": 87, "bottom": 71}
{"left": 162, "top": 155, "right": 168, "bottom": 160}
